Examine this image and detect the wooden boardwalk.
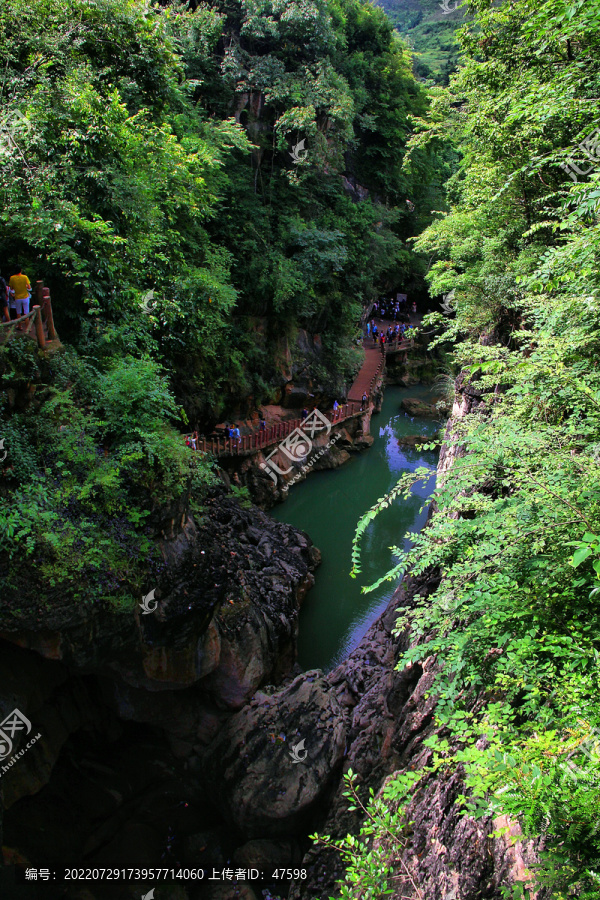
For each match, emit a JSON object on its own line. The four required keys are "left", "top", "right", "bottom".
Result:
{"left": 0, "top": 282, "right": 59, "bottom": 351}
{"left": 347, "top": 334, "right": 412, "bottom": 402}
{"left": 187, "top": 310, "right": 416, "bottom": 457}
{"left": 349, "top": 340, "right": 385, "bottom": 402}
{"left": 187, "top": 402, "right": 366, "bottom": 458}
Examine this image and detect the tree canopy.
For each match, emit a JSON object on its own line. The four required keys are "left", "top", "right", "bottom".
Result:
{"left": 0, "top": 0, "right": 439, "bottom": 608}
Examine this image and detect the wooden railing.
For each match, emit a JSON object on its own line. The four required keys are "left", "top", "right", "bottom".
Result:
{"left": 185, "top": 401, "right": 366, "bottom": 457}
{"left": 0, "top": 280, "right": 58, "bottom": 350}
{"left": 35, "top": 281, "right": 58, "bottom": 342}
{"left": 0, "top": 306, "right": 46, "bottom": 348}
{"left": 384, "top": 337, "right": 414, "bottom": 354}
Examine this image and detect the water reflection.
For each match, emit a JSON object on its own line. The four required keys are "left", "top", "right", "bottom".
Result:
{"left": 270, "top": 386, "right": 440, "bottom": 672}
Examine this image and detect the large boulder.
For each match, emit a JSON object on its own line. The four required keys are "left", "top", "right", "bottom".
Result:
{"left": 397, "top": 434, "right": 431, "bottom": 448}
{"left": 400, "top": 397, "right": 440, "bottom": 418}
{"left": 201, "top": 672, "right": 347, "bottom": 839}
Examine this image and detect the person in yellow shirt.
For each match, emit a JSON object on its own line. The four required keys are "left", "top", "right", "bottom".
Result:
{"left": 9, "top": 267, "right": 32, "bottom": 319}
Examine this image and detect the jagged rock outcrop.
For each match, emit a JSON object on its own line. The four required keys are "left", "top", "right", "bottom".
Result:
{"left": 202, "top": 672, "right": 347, "bottom": 839}
{"left": 0, "top": 493, "right": 320, "bottom": 816}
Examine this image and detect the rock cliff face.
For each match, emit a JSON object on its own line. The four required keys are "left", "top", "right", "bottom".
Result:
{"left": 385, "top": 332, "right": 438, "bottom": 388}
{"left": 1, "top": 494, "right": 318, "bottom": 707}
{"left": 281, "top": 569, "right": 544, "bottom": 900}
{"left": 0, "top": 492, "right": 321, "bottom": 876}
{"left": 202, "top": 672, "right": 346, "bottom": 840}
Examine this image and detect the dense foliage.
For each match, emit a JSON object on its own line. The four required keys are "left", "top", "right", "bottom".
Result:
{"left": 0, "top": 0, "right": 437, "bottom": 607}
{"left": 344, "top": 0, "right": 600, "bottom": 895}
{"left": 0, "top": 0, "right": 437, "bottom": 420}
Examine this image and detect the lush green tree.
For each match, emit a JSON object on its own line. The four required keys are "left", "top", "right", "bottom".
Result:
{"left": 342, "top": 0, "right": 600, "bottom": 894}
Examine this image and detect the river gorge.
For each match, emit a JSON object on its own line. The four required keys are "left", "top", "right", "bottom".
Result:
{"left": 271, "top": 385, "right": 439, "bottom": 673}
{"left": 2, "top": 0, "right": 594, "bottom": 894}
{"left": 0, "top": 373, "right": 542, "bottom": 900}
{"left": 0, "top": 379, "right": 443, "bottom": 899}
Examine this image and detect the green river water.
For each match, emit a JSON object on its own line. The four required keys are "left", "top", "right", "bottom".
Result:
{"left": 270, "top": 385, "right": 441, "bottom": 672}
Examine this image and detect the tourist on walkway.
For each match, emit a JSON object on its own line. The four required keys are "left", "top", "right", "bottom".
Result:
{"left": 301, "top": 407, "right": 309, "bottom": 420}
{"left": 361, "top": 392, "right": 368, "bottom": 410}
{"left": 8, "top": 286, "right": 17, "bottom": 320}
{"left": 234, "top": 426, "right": 241, "bottom": 445}
{"left": 259, "top": 417, "right": 266, "bottom": 432}
{"left": 0, "top": 273, "right": 9, "bottom": 323}
{"left": 366, "top": 321, "right": 371, "bottom": 336}
{"left": 333, "top": 399, "right": 339, "bottom": 418}
{"left": 9, "top": 267, "right": 31, "bottom": 323}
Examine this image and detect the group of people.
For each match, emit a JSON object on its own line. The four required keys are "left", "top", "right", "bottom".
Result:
{"left": 332, "top": 394, "right": 368, "bottom": 414}
{"left": 367, "top": 321, "right": 409, "bottom": 345}
{"left": 371, "top": 295, "right": 416, "bottom": 322}
{"left": 0, "top": 266, "right": 33, "bottom": 325}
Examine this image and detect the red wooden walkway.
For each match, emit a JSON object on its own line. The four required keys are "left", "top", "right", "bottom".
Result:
{"left": 349, "top": 340, "right": 385, "bottom": 402}
{"left": 187, "top": 402, "right": 365, "bottom": 457}
{"left": 187, "top": 312, "right": 416, "bottom": 457}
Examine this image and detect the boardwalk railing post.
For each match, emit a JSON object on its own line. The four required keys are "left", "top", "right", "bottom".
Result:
{"left": 33, "top": 307, "right": 46, "bottom": 350}
{"left": 42, "top": 288, "right": 57, "bottom": 341}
